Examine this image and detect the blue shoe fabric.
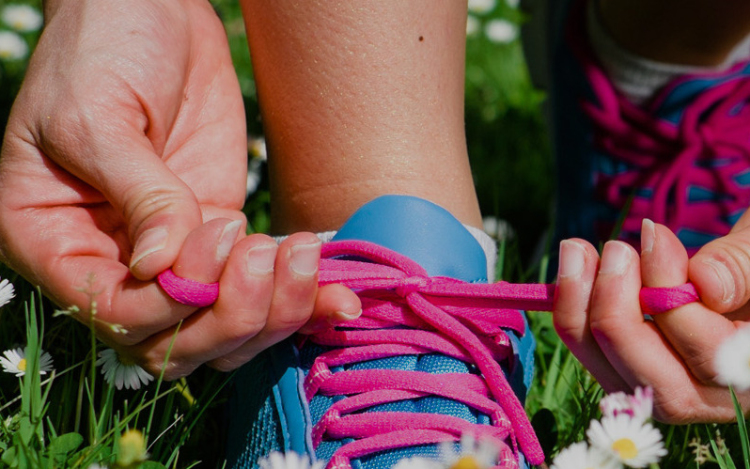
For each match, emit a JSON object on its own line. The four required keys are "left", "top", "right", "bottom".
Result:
{"left": 224, "top": 195, "right": 536, "bottom": 469}
{"left": 543, "top": 0, "right": 750, "bottom": 255}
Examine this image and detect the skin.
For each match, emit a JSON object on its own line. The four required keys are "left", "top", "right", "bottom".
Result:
{"left": 0, "top": 0, "right": 360, "bottom": 379}
{"left": 555, "top": 220, "right": 750, "bottom": 423}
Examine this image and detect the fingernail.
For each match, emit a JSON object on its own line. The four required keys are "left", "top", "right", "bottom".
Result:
{"left": 130, "top": 227, "right": 168, "bottom": 269}
{"left": 558, "top": 240, "right": 585, "bottom": 278}
{"left": 329, "top": 309, "right": 362, "bottom": 324}
{"left": 599, "top": 241, "right": 631, "bottom": 275}
{"left": 246, "top": 244, "right": 276, "bottom": 276}
{"left": 290, "top": 241, "right": 321, "bottom": 277}
{"left": 641, "top": 218, "right": 655, "bottom": 253}
{"left": 703, "top": 258, "right": 735, "bottom": 305}
{"left": 216, "top": 220, "right": 243, "bottom": 263}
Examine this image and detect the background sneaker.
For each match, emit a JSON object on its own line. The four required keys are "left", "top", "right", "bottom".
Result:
{"left": 527, "top": 0, "right": 750, "bottom": 254}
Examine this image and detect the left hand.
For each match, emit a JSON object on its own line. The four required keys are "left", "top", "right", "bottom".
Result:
{"left": 554, "top": 219, "right": 750, "bottom": 423}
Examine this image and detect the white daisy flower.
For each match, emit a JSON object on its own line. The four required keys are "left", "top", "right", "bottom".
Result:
{"left": 96, "top": 348, "right": 153, "bottom": 391}
{"left": 505, "top": 0, "right": 520, "bottom": 9}
{"left": 482, "top": 216, "right": 515, "bottom": 241}
{"left": 466, "top": 15, "right": 480, "bottom": 36}
{"left": 248, "top": 136, "right": 268, "bottom": 161}
{"left": 438, "top": 434, "right": 500, "bottom": 469}
{"left": 551, "top": 442, "right": 622, "bottom": 469}
{"left": 258, "top": 451, "right": 324, "bottom": 469}
{"left": 715, "top": 326, "right": 750, "bottom": 390}
{"left": 0, "top": 347, "right": 54, "bottom": 377}
{"left": 0, "top": 278, "right": 15, "bottom": 307}
{"left": 392, "top": 456, "right": 443, "bottom": 469}
{"left": 484, "top": 19, "right": 518, "bottom": 44}
{"left": 599, "top": 386, "right": 653, "bottom": 425}
{"left": 0, "top": 30, "right": 28, "bottom": 60}
{"left": 468, "top": 0, "right": 496, "bottom": 15}
{"left": 1, "top": 4, "right": 43, "bottom": 32}
{"left": 587, "top": 414, "right": 667, "bottom": 468}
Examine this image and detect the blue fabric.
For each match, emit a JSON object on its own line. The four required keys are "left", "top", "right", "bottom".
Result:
{"left": 225, "top": 195, "right": 535, "bottom": 469}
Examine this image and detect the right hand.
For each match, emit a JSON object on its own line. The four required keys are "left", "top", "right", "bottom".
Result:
{"left": 0, "top": 0, "right": 361, "bottom": 379}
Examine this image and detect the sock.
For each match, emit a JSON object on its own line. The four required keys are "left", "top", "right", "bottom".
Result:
{"left": 585, "top": 0, "right": 750, "bottom": 105}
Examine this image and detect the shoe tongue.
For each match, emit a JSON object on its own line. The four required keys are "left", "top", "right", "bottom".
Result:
{"left": 332, "top": 195, "right": 488, "bottom": 282}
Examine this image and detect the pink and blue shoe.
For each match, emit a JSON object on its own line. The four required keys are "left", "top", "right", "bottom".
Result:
{"left": 224, "top": 195, "right": 549, "bottom": 469}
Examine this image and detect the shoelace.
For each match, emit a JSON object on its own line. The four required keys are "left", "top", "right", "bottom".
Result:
{"left": 309, "top": 240, "right": 698, "bottom": 469}
{"left": 156, "top": 240, "right": 700, "bottom": 468}
{"left": 568, "top": 1, "right": 750, "bottom": 249}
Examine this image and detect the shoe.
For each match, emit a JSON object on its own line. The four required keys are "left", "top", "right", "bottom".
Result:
{"left": 224, "top": 195, "right": 547, "bottom": 469}
{"left": 541, "top": 0, "right": 750, "bottom": 254}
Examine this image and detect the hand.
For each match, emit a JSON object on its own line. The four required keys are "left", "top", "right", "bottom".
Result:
{"left": 0, "top": 0, "right": 361, "bottom": 379}
{"left": 554, "top": 220, "right": 750, "bottom": 423}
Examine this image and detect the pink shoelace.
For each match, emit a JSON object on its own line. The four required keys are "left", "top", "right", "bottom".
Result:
{"left": 568, "top": 0, "right": 750, "bottom": 250}
{"left": 157, "top": 240, "right": 700, "bottom": 468}
{"left": 307, "top": 240, "right": 696, "bottom": 469}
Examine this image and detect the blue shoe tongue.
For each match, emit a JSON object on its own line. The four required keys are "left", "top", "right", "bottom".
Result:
{"left": 332, "top": 195, "right": 488, "bottom": 283}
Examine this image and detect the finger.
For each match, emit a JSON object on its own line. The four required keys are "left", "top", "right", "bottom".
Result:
{"left": 297, "top": 283, "right": 362, "bottom": 335}
{"left": 689, "top": 209, "right": 750, "bottom": 313}
{"left": 589, "top": 240, "right": 733, "bottom": 422}
{"left": 135, "top": 234, "right": 280, "bottom": 378}
{"left": 206, "top": 233, "right": 325, "bottom": 371}
{"left": 643, "top": 219, "right": 737, "bottom": 383}
{"left": 171, "top": 218, "right": 245, "bottom": 284}
{"left": 553, "top": 238, "right": 630, "bottom": 392}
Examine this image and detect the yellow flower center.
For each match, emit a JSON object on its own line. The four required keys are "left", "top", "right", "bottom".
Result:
{"left": 118, "top": 353, "right": 135, "bottom": 367}
{"left": 17, "top": 358, "right": 26, "bottom": 372}
{"left": 116, "top": 429, "right": 148, "bottom": 467}
{"left": 450, "top": 456, "right": 482, "bottom": 469}
{"left": 612, "top": 438, "right": 638, "bottom": 460}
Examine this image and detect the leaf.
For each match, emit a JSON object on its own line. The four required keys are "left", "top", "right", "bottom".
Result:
{"left": 1, "top": 447, "right": 17, "bottom": 467}
{"left": 47, "top": 433, "right": 83, "bottom": 455}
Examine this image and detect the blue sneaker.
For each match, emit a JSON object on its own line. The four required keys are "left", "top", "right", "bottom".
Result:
{"left": 224, "top": 195, "right": 543, "bottom": 469}
{"left": 526, "top": 0, "right": 750, "bottom": 254}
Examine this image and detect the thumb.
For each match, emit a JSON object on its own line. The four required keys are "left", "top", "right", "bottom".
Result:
{"left": 688, "top": 215, "right": 750, "bottom": 313}
{"left": 124, "top": 164, "right": 204, "bottom": 280}
{"left": 46, "top": 133, "right": 204, "bottom": 281}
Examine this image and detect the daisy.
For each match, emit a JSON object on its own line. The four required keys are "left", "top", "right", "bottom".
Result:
{"left": 467, "top": 0, "right": 496, "bottom": 15}
{"left": 96, "top": 348, "right": 153, "bottom": 391}
{"left": 438, "top": 434, "right": 500, "bottom": 469}
{"left": 0, "top": 30, "right": 28, "bottom": 60}
{"left": 484, "top": 19, "right": 518, "bottom": 44}
{"left": 116, "top": 429, "right": 149, "bottom": 467}
{"left": 1, "top": 4, "right": 43, "bottom": 32}
{"left": 0, "top": 347, "right": 54, "bottom": 377}
{"left": 715, "top": 326, "right": 750, "bottom": 390}
{"left": 551, "top": 442, "right": 622, "bottom": 469}
{"left": 599, "top": 386, "right": 653, "bottom": 425}
{"left": 258, "top": 451, "right": 324, "bottom": 469}
{"left": 466, "top": 15, "right": 480, "bottom": 36}
{"left": 587, "top": 414, "right": 667, "bottom": 468}
{"left": 0, "top": 278, "right": 15, "bottom": 308}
